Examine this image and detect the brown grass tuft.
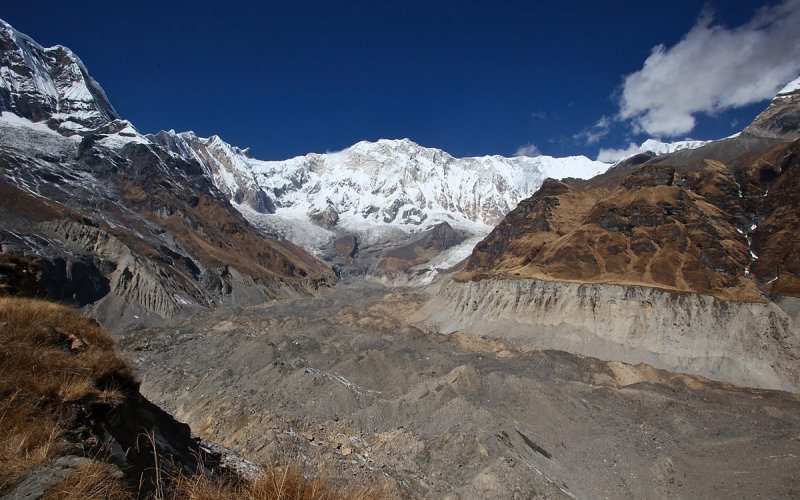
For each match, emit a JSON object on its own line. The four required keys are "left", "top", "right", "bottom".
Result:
{"left": 0, "top": 297, "right": 138, "bottom": 493}
{"left": 0, "top": 392, "right": 66, "bottom": 490}
{"left": 170, "top": 463, "right": 380, "bottom": 500}
{"left": 42, "top": 461, "right": 129, "bottom": 500}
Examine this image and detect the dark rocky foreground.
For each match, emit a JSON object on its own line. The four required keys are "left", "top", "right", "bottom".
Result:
{"left": 120, "top": 282, "right": 800, "bottom": 499}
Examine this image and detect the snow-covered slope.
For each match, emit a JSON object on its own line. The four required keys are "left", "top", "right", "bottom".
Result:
{"left": 149, "top": 131, "right": 612, "bottom": 278}
{"left": 151, "top": 133, "right": 610, "bottom": 233}
{"left": 777, "top": 75, "right": 800, "bottom": 97}
{"left": 638, "top": 138, "right": 710, "bottom": 155}
{"left": 0, "top": 19, "right": 118, "bottom": 134}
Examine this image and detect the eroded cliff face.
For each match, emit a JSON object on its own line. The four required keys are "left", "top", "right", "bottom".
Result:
{"left": 422, "top": 278, "right": 800, "bottom": 391}
{"left": 434, "top": 85, "right": 800, "bottom": 392}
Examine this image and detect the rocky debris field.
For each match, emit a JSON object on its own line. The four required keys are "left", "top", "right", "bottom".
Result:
{"left": 120, "top": 282, "right": 800, "bottom": 499}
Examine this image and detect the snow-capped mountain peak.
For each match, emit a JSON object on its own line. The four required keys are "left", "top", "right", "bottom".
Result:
{"left": 151, "top": 133, "right": 610, "bottom": 234}
{"left": 0, "top": 18, "right": 118, "bottom": 134}
{"left": 777, "top": 75, "right": 800, "bottom": 97}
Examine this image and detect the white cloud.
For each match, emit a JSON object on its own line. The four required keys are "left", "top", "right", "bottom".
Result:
{"left": 574, "top": 115, "right": 612, "bottom": 144}
{"left": 596, "top": 142, "right": 640, "bottom": 163}
{"left": 619, "top": 0, "right": 800, "bottom": 136}
{"left": 514, "top": 142, "right": 541, "bottom": 157}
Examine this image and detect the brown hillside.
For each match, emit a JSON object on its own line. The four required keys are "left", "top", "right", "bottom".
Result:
{"left": 459, "top": 139, "right": 800, "bottom": 302}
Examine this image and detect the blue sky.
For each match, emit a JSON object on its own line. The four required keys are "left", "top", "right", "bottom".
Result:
{"left": 2, "top": 1, "right": 798, "bottom": 161}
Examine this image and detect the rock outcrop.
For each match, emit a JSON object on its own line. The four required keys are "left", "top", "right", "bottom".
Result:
{"left": 376, "top": 222, "right": 466, "bottom": 275}
{"left": 744, "top": 76, "right": 800, "bottom": 141}
{"left": 0, "top": 297, "right": 246, "bottom": 497}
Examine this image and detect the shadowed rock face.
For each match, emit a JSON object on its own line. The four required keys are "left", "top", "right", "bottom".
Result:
{"left": 376, "top": 222, "right": 466, "bottom": 275}
{"left": 150, "top": 130, "right": 278, "bottom": 215}
{"left": 744, "top": 85, "right": 800, "bottom": 141}
{"left": 334, "top": 234, "right": 358, "bottom": 262}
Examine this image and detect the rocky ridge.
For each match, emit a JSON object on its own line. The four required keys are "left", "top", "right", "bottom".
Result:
{"left": 0, "top": 19, "right": 117, "bottom": 132}
{"left": 426, "top": 78, "right": 800, "bottom": 391}
{"left": 0, "top": 20, "right": 332, "bottom": 331}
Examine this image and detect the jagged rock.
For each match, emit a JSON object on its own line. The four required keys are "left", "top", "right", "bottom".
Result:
{"left": 376, "top": 222, "right": 466, "bottom": 275}
{"left": 744, "top": 77, "right": 800, "bottom": 141}
{"left": 308, "top": 204, "right": 340, "bottom": 229}
{"left": 334, "top": 235, "right": 358, "bottom": 261}
{"left": 0, "top": 20, "right": 118, "bottom": 133}
{"left": 535, "top": 178, "right": 571, "bottom": 196}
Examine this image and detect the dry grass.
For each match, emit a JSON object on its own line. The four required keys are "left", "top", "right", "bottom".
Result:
{"left": 0, "top": 392, "right": 65, "bottom": 491}
{"left": 170, "top": 463, "right": 380, "bottom": 500}
{"left": 0, "top": 297, "right": 137, "bottom": 493}
{"left": 42, "top": 461, "right": 130, "bottom": 500}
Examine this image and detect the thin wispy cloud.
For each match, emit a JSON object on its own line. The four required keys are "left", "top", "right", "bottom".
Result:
{"left": 514, "top": 142, "right": 541, "bottom": 157}
{"left": 618, "top": 0, "right": 800, "bottom": 136}
{"left": 574, "top": 115, "right": 612, "bottom": 144}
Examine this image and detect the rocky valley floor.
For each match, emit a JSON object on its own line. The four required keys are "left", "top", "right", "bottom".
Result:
{"left": 119, "top": 282, "right": 800, "bottom": 499}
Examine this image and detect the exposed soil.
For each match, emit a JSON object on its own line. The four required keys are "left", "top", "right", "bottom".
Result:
{"left": 120, "top": 283, "right": 800, "bottom": 499}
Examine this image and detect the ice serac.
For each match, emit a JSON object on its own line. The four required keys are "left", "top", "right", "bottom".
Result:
{"left": 425, "top": 81, "right": 800, "bottom": 391}
{"left": 0, "top": 19, "right": 332, "bottom": 331}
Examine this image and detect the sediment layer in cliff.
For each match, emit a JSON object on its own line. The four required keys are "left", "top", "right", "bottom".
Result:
{"left": 422, "top": 278, "right": 800, "bottom": 391}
